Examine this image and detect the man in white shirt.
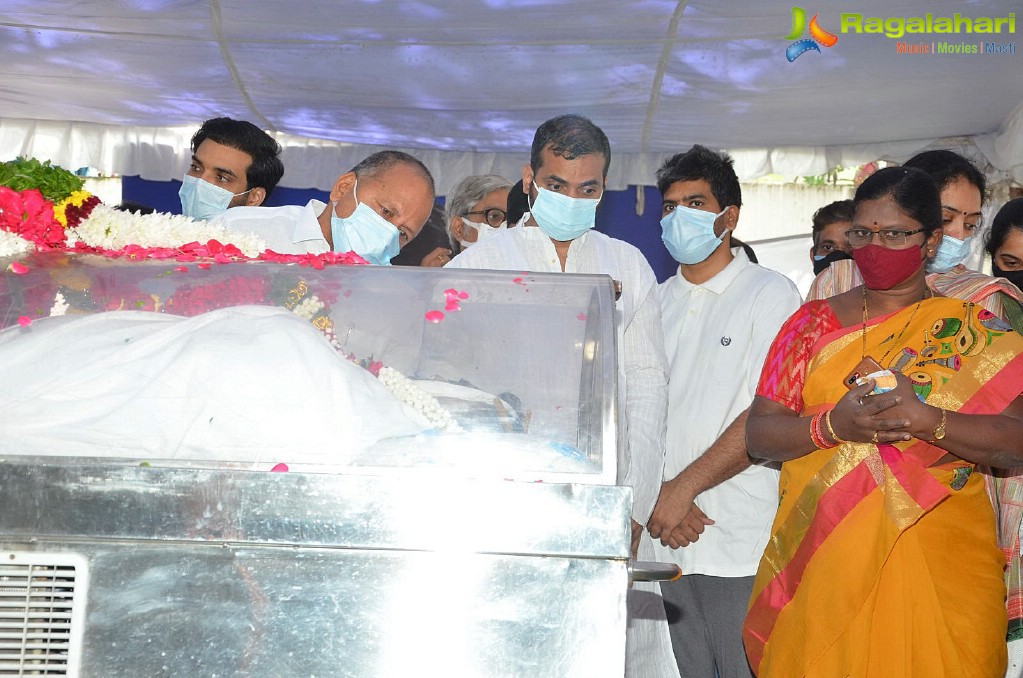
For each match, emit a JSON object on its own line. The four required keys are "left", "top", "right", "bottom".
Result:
{"left": 446, "top": 114, "right": 668, "bottom": 554}
{"left": 178, "top": 117, "right": 284, "bottom": 220}
{"left": 209, "top": 150, "right": 435, "bottom": 264}
{"left": 645, "top": 145, "right": 800, "bottom": 677}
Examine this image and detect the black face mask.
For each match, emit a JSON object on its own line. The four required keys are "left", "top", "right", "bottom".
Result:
{"left": 813, "top": 249, "right": 854, "bottom": 276}
{"left": 993, "top": 264, "right": 1023, "bottom": 291}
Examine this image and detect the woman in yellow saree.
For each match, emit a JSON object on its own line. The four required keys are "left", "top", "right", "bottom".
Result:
{"left": 743, "top": 167, "right": 1023, "bottom": 677}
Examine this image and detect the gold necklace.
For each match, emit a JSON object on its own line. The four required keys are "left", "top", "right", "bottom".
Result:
{"left": 861, "top": 286, "right": 931, "bottom": 365}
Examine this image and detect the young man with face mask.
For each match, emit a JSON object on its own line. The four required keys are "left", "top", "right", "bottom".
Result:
{"left": 178, "top": 117, "right": 284, "bottom": 221}
{"left": 209, "top": 150, "right": 435, "bottom": 265}
{"left": 810, "top": 199, "right": 854, "bottom": 276}
{"left": 446, "top": 113, "right": 668, "bottom": 552}
{"left": 635, "top": 145, "right": 800, "bottom": 678}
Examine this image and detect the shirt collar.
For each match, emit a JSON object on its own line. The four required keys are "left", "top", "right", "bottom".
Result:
{"left": 674, "top": 247, "right": 751, "bottom": 296}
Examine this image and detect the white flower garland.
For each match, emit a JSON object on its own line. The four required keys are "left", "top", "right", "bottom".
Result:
{"left": 69, "top": 204, "right": 268, "bottom": 257}
{"left": 0, "top": 229, "right": 33, "bottom": 258}
{"left": 376, "top": 366, "right": 463, "bottom": 433}
{"left": 292, "top": 295, "right": 326, "bottom": 320}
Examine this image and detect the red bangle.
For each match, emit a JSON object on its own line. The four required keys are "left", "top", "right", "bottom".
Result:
{"left": 809, "top": 412, "right": 836, "bottom": 449}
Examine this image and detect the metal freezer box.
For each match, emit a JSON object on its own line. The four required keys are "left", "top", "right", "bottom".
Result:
{"left": 0, "top": 459, "right": 632, "bottom": 677}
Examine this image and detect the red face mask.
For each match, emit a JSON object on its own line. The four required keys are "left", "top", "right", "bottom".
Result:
{"left": 852, "top": 243, "right": 924, "bottom": 290}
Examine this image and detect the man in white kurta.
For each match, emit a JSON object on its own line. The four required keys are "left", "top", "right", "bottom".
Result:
{"left": 448, "top": 113, "right": 670, "bottom": 678}
{"left": 448, "top": 224, "right": 667, "bottom": 528}
{"left": 642, "top": 146, "right": 801, "bottom": 677}
{"left": 209, "top": 199, "right": 330, "bottom": 254}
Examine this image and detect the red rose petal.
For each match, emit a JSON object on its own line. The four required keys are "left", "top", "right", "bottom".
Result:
{"left": 425, "top": 310, "right": 445, "bottom": 323}
{"left": 17, "top": 316, "right": 32, "bottom": 327}
{"left": 8, "top": 261, "right": 29, "bottom": 275}
{"left": 270, "top": 463, "right": 289, "bottom": 473}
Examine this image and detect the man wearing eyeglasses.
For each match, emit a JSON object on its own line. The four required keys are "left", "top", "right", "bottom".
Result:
{"left": 210, "top": 150, "right": 435, "bottom": 265}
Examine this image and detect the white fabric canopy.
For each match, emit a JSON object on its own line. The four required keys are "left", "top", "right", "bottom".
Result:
{"left": 1, "top": 1, "right": 1021, "bottom": 193}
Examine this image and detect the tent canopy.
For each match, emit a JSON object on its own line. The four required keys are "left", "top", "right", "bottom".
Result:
{"left": 2, "top": 1, "right": 1021, "bottom": 193}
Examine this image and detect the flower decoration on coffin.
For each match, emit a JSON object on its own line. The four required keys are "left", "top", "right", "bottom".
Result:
{"left": 1, "top": 157, "right": 370, "bottom": 268}
{"left": 54, "top": 190, "right": 102, "bottom": 228}
{"left": 0, "top": 157, "right": 90, "bottom": 255}
{"left": 0, "top": 187, "right": 69, "bottom": 254}
{"left": 0, "top": 159, "right": 464, "bottom": 440}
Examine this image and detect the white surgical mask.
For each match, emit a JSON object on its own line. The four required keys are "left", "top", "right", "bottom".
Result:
{"left": 459, "top": 219, "right": 507, "bottom": 249}
{"left": 660, "top": 205, "right": 729, "bottom": 265}
{"left": 329, "top": 179, "right": 401, "bottom": 265}
{"left": 529, "top": 183, "right": 601, "bottom": 241}
{"left": 178, "top": 174, "right": 250, "bottom": 221}
{"left": 926, "top": 233, "right": 973, "bottom": 273}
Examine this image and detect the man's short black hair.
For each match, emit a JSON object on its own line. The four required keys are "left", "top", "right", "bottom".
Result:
{"left": 530, "top": 114, "right": 611, "bottom": 177}
{"left": 656, "top": 145, "right": 742, "bottom": 209}
{"left": 191, "top": 117, "right": 285, "bottom": 199}
{"left": 811, "top": 199, "right": 854, "bottom": 247}
{"left": 350, "top": 150, "right": 436, "bottom": 199}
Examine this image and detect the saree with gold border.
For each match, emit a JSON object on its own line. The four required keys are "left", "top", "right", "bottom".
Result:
{"left": 744, "top": 296, "right": 1023, "bottom": 677}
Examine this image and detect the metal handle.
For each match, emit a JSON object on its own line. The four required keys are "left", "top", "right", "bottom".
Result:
{"left": 628, "top": 560, "right": 682, "bottom": 585}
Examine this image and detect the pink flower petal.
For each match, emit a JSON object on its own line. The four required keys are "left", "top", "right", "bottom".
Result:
{"left": 175, "top": 266, "right": 189, "bottom": 272}
{"left": 512, "top": 277, "right": 524, "bottom": 285}
{"left": 270, "top": 463, "right": 289, "bottom": 473}
{"left": 425, "top": 310, "right": 445, "bottom": 324}
{"left": 577, "top": 313, "right": 587, "bottom": 321}
{"left": 457, "top": 290, "right": 469, "bottom": 300}
{"left": 17, "top": 316, "right": 32, "bottom": 327}
{"left": 444, "top": 300, "right": 461, "bottom": 312}
{"left": 8, "top": 261, "right": 28, "bottom": 275}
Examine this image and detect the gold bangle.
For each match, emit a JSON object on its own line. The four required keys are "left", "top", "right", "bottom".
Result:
{"left": 825, "top": 409, "right": 847, "bottom": 444}
{"left": 930, "top": 408, "right": 947, "bottom": 442}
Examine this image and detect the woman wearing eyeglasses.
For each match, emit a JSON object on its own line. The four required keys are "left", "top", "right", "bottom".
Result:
{"left": 807, "top": 150, "right": 1023, "bottom": 333}
{"left": 743, "top": 167, "right": 1023, "bottom": 677}
{"left": 444, "top": 174, "right": 514, "bottom": 256}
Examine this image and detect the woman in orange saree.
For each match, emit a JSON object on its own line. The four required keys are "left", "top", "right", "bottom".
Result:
{"left": 743, "top": 167, "right": 1023, "bottom": 677}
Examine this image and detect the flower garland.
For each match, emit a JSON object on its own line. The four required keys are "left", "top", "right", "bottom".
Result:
{"left": 54, "top": 190, "right": 101, "bottom": 228}
{"left": 376, "top": 366, "right": 463, "bottom": 433}
{"left": 68, "top": 203, "right": 268, "bottom": 259}
{"left": 0, "top": 186, "right": 67, "bottom": 250}
{"left": 0, "top": 228, "right": 33, "bottom": 259}
{"left": 1, "top": 159, "right": 461, "bottom": 435}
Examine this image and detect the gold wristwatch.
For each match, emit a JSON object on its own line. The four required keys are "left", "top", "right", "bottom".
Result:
{"left": 931, "top": 408, "right": 947, "bottom": 441}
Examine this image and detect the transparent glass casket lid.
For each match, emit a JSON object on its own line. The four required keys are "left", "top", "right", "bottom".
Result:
{"left": 0, "top": 253, "right": 619, "bottom": 485}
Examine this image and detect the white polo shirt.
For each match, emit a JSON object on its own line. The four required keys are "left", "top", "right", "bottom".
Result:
{"left": 208, "top": 200, "right": 330, "bottom": 255}
{"left": 653, "top": 248, "right": 800, "bottom": 577}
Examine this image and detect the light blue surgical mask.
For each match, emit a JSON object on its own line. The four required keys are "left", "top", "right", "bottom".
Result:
{"left": 926, "top": 233, "right": 973, "bottom": 273}
{"left": 660, "top": 205, "right": 729, "bottom": 265}
{"left": 329, "top": 179, "right": 400, "bottom": 265}
{"left": 178, "top": 174, "right": 250, "bottom": 221}
{"left": 529, "top": 182, "right": 601, "bottom": 241}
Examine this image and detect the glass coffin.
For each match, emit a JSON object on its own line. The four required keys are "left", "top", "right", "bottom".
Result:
{"left": 0, "top": 252, "right": 620, "bottom": 485}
